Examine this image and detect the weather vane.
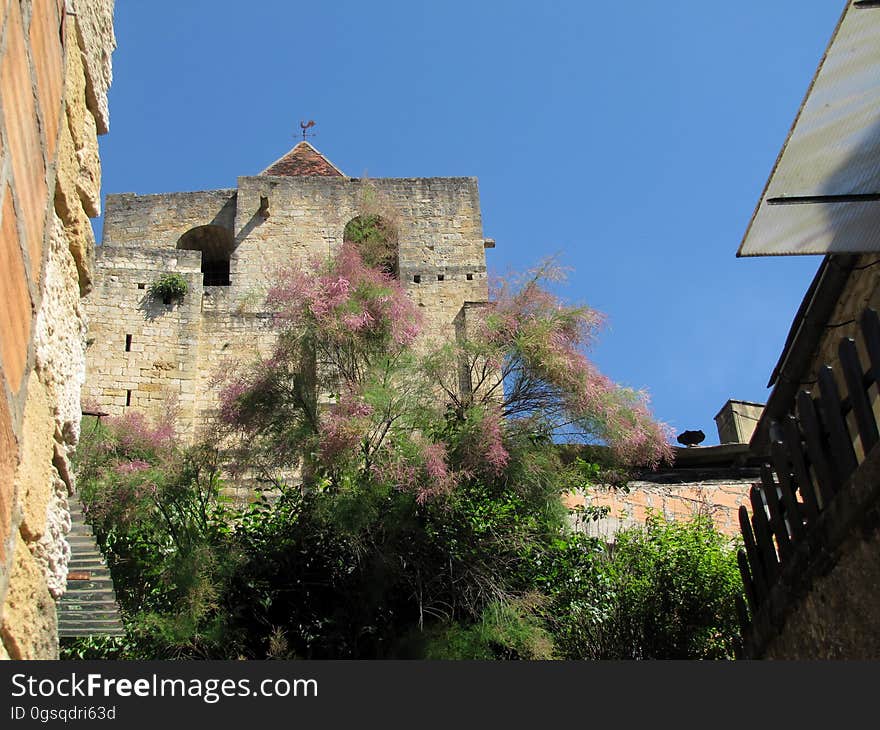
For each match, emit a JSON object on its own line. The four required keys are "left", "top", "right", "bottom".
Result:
{"left": 299, "top": 119, "right": 316, "bottom": 141}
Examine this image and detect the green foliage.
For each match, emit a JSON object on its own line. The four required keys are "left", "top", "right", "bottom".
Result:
{"left": 549, "top": 513, "right": 744, "bottom": 660}
{"left": 75, "top": 414, "right": 239, "bottom": 658}
{"left": 72, "top": 413, "right": 742, "bottom": 660}
{"left": 343, "top": 214, "right": 397, "bottom": 275}
{"left": 149, "top": 273, "right": 188, "bottom": 302}
{"left": 72, "top": 239, "right": 741, "bottom": 660}
{"left": 409, "top": 595, "right": 555, "bottom": 660}
{"left": 59, "top": 635, "right": 134, "bottom": 660}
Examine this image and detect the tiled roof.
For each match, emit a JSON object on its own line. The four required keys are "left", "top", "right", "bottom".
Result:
{"left": 260, "top": 141, "right": 345, "bottom": 177}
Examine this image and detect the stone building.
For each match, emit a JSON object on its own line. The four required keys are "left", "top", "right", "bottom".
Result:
{"left": 0, "top": 0, "right": 115, "bottom": 658}
{"left": 82, "top": 141, "right": 495, "bottom": 444}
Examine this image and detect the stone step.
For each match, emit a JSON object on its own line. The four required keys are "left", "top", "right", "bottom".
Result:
{"left": 58, "top": 616, "right": 123, "bottom": 626}
{"left": 64, "top": 579, "right": 116, "bottom": 592}
{"left": 63, "top": 606, "right": 122, "bottom": 623}
{"left": 58, "top": 623, "right": 124, "bottom": 635}
{"left": 68, "top": 547, "right": 105, "bottom": 559}
{"left": 58, "top": 626, "right": 124, "bottom": 638}
{"left": 68, "top": 560, "right": 109, "bottom": 571}
{"left": 67, "top": 534, "right": 96, "bottom": 544}
{"left": 67, "top": 528, "right": 97, "bottom": 540}
{"left": 61, "top": 590, "right": 119, "bottom": 604}
{"left": 69, "top": 551, "right": 106, "bottom": 561}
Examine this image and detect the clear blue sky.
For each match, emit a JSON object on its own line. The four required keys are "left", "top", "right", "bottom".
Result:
{"left": 96, "top": 1, "right": 846, "bottom": 445}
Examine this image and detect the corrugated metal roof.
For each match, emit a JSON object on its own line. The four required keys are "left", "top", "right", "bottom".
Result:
{"left": 739, "top": 1, "right": 880, "bottom": 256}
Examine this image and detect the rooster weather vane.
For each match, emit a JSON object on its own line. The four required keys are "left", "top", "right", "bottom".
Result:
{"left": 299, "top": 119, "right": 316, "bottom": 141}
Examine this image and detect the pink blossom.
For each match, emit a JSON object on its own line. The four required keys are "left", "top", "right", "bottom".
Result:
{"left": 116, "top": 459, "right": 151, "bottom": 475}
{"left": 317, "top": 392, "right": 375, "bottom": 465}
{"left": 108, "top": 410, "right": 175, "bottom": 453}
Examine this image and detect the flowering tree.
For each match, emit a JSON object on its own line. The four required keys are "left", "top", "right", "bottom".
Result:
{"left": 426, "top": 261, "right": 673, "bottom": 469}
{"left": 219, "top": 245, "right": 672, "bottom": 498}
{"left": 220, "top": 241, "right": 450, "bottom": 499}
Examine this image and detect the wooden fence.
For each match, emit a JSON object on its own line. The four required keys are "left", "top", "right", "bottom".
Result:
{"left": 736, "top": 307, "right": 880, "bottom": 651}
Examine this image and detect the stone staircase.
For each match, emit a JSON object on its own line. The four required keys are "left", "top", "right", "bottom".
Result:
{"left": 57, "top": 500, "right": 125, "bottom": 638}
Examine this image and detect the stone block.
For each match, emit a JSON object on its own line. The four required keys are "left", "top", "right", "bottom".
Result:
{"left": 0, "top": 184, "right": 33, "bottom": 393}
{"left": 0, "top": 394, "right": 17, "bottom": 568}
{"left": 71, "top": 0, "right": 114, "bottom": 135}
{"left": 15, "top": 373, "right": 55, "bottom": 543}
{"left": 54, "top": 115, "right": 95, "bottom": 294}
{"left": 1, "top": 0, "right": 48, "bottom": 285}
{"left": 34, "top": 213, "right": 87, "bottom": 446}
{"left": 0, "top": 533, "right": 58, "bottom": 659}
{"left": 63, "top": 20, "right": 101, "bottom": 217}
{"left": 29, "top": 0, "right": 64, "bottom": 161}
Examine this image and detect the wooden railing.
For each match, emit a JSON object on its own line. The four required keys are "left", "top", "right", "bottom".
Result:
{"left": 736, "top": 307, "right": 880, "bottom": 653}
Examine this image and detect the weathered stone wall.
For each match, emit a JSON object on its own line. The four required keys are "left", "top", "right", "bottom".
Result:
{"left": 84, "top": 172, "right": 490, "bottom": 445}
{"left": 81, "top": 247, "right": 203, "bottom": 437}
{"left": 101, "top": 189, "right": 237, "bottom": 249}
{"left": 0, "top": 0, "right": 115, "bottom": 659}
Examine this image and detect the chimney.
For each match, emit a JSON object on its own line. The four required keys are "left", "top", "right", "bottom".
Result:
{"left": 714, "top": 400, "right": 765, "bottom": 444}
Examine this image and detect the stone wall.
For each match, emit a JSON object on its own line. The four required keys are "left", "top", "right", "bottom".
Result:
{"left": 84, "top": 172, "right": 491, "bottom": 444}
{"left": 564, "top": 478, "right": 755, "bottom": 540}
{"left": 101, "top": 189, "right": 237, "bottom": 250}
{"left": 81, "top": 247, "right": 204, "bottom": 438}
{"left": 0, "top": 0, "right": 115, "bottom": 659}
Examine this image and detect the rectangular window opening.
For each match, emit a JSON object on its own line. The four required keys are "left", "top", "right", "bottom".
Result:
{"left": 202, "top": 259, "right": 231, "bottom": 286}
{"left": 413, "top": 275, "right": 421, "bottom": 284}
{"left": 125, "top": 334, "right": 132, "bottom": 352}
{"left": 437, "top": 274, "right": 445, "bottom": 282}
{"left": 466, "top": 273, "right": 473, "bottom": 281}
{"left": 125, "top": 390, "right": 132, "bottom": 407}
{"left": 137, "top": 282, "right": 146, "bottom": 290}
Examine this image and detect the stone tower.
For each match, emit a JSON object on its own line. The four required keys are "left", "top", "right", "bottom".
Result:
{"left": 82, "top": 142, "right": 494, "bottom": 442}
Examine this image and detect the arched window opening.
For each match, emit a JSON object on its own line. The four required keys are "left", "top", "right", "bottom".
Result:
{"left": 176, "top": 225, "right": 235, "bottom": 286}
{"left": 343, "top": 215, "right": 398, "bottom": 278}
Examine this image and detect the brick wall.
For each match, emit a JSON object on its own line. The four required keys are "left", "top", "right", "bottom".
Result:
{"left": 564, "top": 478, "right": 755, "bottom": 540}
{"left": 0, "top": 0, "right": 114, "bottom": 659}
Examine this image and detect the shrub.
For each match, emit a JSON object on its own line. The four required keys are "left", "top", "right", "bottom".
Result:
{"left": 407, "top": 595, "right": 555, "bottom": 660}
{"left": 149, "top": 273, "right": 188, "bottom": 302}
{"left": 75, "top": 412, "right": 238, "bottom": 658}
{"left": 549, "top": 513, "right": 744, "bottom": 660}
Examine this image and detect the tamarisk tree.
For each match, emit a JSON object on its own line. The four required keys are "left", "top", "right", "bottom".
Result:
{"left": 219, "top": 244, "right": 672, "bottom": 497}
{"left": 426, "top": 262, "right": 673, "bottom": 469}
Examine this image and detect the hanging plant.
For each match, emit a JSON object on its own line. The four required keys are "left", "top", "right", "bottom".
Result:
{"left": 149, "top": 273, "right": 188, "bottom": 303}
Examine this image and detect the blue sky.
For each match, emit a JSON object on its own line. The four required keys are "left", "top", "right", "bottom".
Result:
{"left": 96, "top": 1, "right": 846, "bottom": 444}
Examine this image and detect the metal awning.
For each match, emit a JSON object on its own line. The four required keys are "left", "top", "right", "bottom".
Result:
{"left": 738, "top": 1, "right": 880, "bottom": 256}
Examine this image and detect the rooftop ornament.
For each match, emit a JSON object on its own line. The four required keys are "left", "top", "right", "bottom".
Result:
{"left": 299, "top": 119, "right": 316, "bottom": 140}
